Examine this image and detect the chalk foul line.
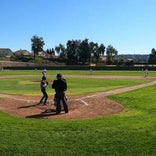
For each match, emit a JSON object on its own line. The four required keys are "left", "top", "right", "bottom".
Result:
{"left": 74, "top": 80, "right": 156, "bottom": 104}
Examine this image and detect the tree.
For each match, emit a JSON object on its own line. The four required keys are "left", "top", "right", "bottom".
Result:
{"left": 55, "top": 44, "right": 66, "bottom": 59}
{"left": 79, "top": 39, "right": 90, "bottom": 64}
{"left": 88, "top": 42, "right": 97, "bottom": 63}
{"left": 118, "top": 55, "right": 125, "bottom": 65}
{"left": 31, "top": 35, "right": 45, "bottom": 60}
{"left": 46, "top": 48, "right": 55, "bottom": 58}
{"left": 98, "top": 44, "right": 105, "bottom": 56}
{"left": 94, "top": 43, "right": 105, "bottom": 63}
{"left": 51, "top": 48, "right": 55, "bottom": 55}
{"left": 106, "top": 45, "right": 118, "bottom": 64}
{"left": 54, "top": 38, "right": 106, "bottom": 65}
{"left": 66, "top": 40, "right": 80, "bottom": 64}
{"left": 148, "top": 48, "right": 156, "bottom": 64}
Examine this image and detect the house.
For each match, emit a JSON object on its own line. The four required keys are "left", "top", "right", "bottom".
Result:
{"left": 38, "top": 51, "right": 50, "bottom": 58}
{"left": 14, "top": 49, "right": 31, "bottom": 56}
{"left": 0, "top": 48, "right": 12, "bottom": 57}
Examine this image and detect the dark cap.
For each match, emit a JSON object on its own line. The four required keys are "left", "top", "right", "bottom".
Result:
{"left": 56, "top": 73, "right": 62, "bottom": 78}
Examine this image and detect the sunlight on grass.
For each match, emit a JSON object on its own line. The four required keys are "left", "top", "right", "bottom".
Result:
{"left": 0, "top": 70, "right": 156, "bottom": 155}
{"left": 0, "top": 75, "right": 150, "bottom": 95}
{"left": 118, "top": 109, "right": 144, "bottom": 117}
{"left": 18, "top": 81, "right": 38, "bottom": 85}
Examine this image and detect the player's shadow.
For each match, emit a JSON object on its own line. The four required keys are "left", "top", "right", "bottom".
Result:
{"left": 17, "top": 103, "right": 40, "bottom": 109}
{"left": 26, "top": 109, "right": 59, "bottom": 119}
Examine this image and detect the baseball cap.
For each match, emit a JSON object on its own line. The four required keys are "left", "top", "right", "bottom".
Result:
{"left": 56, "top": 73, "right": 62, "bottom": 78}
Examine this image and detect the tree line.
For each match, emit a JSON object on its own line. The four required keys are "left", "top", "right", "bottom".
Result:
{"left": 31, "top": 35, "right": 118, "bottom": 65}
{"left": 31, "top": 35, "right": 156, "bottom": 65}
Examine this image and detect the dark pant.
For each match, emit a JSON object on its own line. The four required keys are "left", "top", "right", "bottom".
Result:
{"left": 55, "top": 92, "right": 68, "bottom": 114}
{"left": 40, "top": 89, "right": 48, "bottom": 104}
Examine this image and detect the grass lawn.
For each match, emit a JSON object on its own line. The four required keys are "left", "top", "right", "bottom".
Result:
{"left": 0, "top": 85, "right": 156, "bottom": 155}
{"left": 0, "top": 70, "right": 150, "bottom": 95}
{"left": 0, "top": 69, "right": 156, "bottom": 77}
{"left": 0, "top": 77, "right": 150, "bottom": 95}
{"left": 0, "top": 70, "right": 156, "bottom": 155}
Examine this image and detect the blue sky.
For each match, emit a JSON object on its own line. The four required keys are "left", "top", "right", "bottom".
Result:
{"left": 0, "top": 0, "right": 156, "bottom": 54}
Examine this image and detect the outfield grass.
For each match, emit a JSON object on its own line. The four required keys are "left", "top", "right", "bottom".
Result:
{"left": 0, "top": 69, "right": 152, "bottom": 95}
{"left": 0, "top": 69, "right": 156, "bottom": 77}
{"left": 0, "top": 70, "right": 156, "bottom": 155}
{"left": 0, "top": 76, "right": 150, "bottom": 95}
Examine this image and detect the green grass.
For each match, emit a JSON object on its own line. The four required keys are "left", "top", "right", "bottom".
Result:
{"left": 0, "top": 70, "right": 156, "bottom": 155}
{"left": 0, "top": 76, "right": 149, "bottom": 95}
{"left": 1, "top": 69, "right": 156, "bottom": 76}
{"left": 67, "top": 78, "right": 149, "bottom": 95}
{"left": 1, "top": 86, "right": 156, "bottom": 155}
{"left": 0, "top": 69, "right": 151, "bottom": 95}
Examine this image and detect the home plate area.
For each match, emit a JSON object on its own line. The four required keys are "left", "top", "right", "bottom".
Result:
{"left": 0, "top": 94, "right": 123, "bottom": 120}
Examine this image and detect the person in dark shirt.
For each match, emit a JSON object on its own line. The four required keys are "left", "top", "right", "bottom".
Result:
{"left": 52, "top": 73, "right": 69, "bottom": 114}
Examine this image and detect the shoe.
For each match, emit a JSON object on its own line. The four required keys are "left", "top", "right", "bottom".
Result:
{"left": 56, "top": 111, "right": 61, "bottom": 115}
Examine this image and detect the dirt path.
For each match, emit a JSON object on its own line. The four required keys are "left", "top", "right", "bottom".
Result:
{"left": 0, "top": 75, "right": 155, "bottom": 120}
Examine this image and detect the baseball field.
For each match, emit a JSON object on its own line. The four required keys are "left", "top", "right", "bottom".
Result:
{"left": 0, "top": 70, "right": 156, "bottom": 155}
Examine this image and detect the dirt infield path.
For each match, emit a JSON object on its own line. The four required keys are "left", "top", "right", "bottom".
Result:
{"left": 0, "top": 76, "right": 155, "bottom": 120}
